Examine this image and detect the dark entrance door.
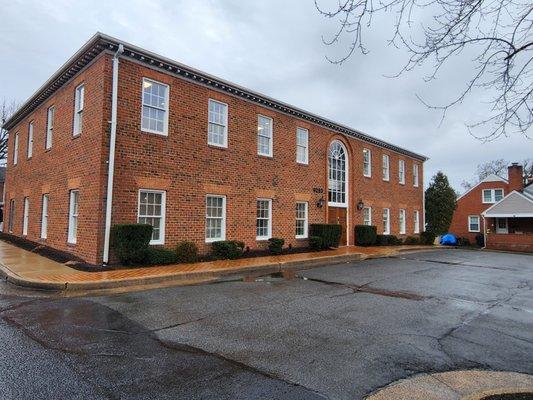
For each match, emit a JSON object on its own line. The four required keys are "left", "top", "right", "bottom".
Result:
{"left": 328, "top": 207, "right": 347, "bottom": 246}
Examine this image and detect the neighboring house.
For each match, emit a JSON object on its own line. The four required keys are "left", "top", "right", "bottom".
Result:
{"left": 2, "top": 33, "right": 427, "bottom": 265}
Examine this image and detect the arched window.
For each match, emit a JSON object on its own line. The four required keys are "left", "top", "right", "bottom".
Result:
{"left": 328, "top": 141, "right": 347, "bottom": 206}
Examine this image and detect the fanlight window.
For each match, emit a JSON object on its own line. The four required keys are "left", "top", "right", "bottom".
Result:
{"left": 328, "top": 141, "right": 347, "bottom": 206}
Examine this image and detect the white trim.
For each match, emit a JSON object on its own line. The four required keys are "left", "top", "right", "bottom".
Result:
{"left": 363, "top": 148, "right": 372, "bottom": 177}
{"left": 363, "top": 206, "right": 372, "bottom": 226}
{"left": 46, "top": 105, "right": 54, "bottom": 149}
{"left": 399, "top": 159, "right": 405, "bottom": 185}
{"left": 256, "top": 198, "right": 272, "bottom": 240}
{"left": 22, "top": 197, "right": 29, "bottom": 236}
{"left": 137, "top": 189, "right": 166, "bottom": 245}
{"left": 457, "top": 174, "right": 508, "bottom": 201}
{"left": 328, "top": 140, "right": 349, "bottom": 208}
{"left": 413, "top": 164, "right": 419, "bottom": 187}
{"left": 468, "top": 215, "right": 480, "bottom": 232}
{"left": 382, "top": 154, "right": 390, "bottom": 181}
{"left": 295, "top": 201, "right": 308, "bottom": 238}
{"left": 495, "top": 217, "right": 508, "bottom": 234}
{"left": 141, "top": 78, "right": 169, "bottom": 136}
{"left": 40, "top": 194, "right": 49, "bottom": 239}
{"left": 399, "top": 208, "right": 406, "bottom": 234}
{"left": 13, "top": 132, "right": 18, "bottom": 165}
{"left": 414, "top": 210, "right": 420, "bottom": 234}
{"left": 383, "top": 208, "right": 390, "bottom": 234}
{"left": 257, "top": 115, "right": 273, "bottom": 157}
{"left": 205, "top": 194, "right": 226, "bottom": 243}
{"left": 482, "top": 188, "right": 504, "bottom": 204}
{"left": 296, "top": 127, "right": 309, "bottom": 165}
{"left": 27, "top": 121, "right": 34, "bottom": 158}
{"left": 67, "top": 190, "right": 79, "bottom": 244}
{"left": 73, "top": 83, "right": 85, "bottom": 136}
{"left": 482, "top": 190, "right": 533, "bottom": 216}
{"left": 207, "top": 99, "right": 228, "bottom": 148}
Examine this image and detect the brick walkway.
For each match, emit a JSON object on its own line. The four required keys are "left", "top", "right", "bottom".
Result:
{"left": 0, "top": 240, "right": 434, "bottom": 290}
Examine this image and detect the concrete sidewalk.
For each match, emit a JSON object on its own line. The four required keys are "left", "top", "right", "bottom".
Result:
{"left": 0, "top": 240, "right": 437, "bottom": 291}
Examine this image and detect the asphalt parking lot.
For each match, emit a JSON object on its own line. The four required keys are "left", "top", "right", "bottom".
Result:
{"left": 1, "top": 249, "right": 532, "bottom": 399}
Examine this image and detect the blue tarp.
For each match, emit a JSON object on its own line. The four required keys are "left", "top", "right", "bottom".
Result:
{"left": 440, "top": 233, "right": 458, "bottom": 246}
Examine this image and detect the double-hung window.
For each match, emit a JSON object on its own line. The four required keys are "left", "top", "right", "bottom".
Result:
{"left": 8, "top": 199, "right": 15, "bottom": 233}
{"left": 46, "top": 106, "right": 54, "bottom": 149}
{"left": 256, "top": 199, "right": 272, "bottom": 240}
{"left": 22, "top": 197, "right": 29, "bottom": 236}
{"left": 363, "top": 207, "right": 372, "bottom": 226}
{"left": 363, "top": 149, "right": 372, "bottom": 177}
{"left": 205, "top": 195, "right": 226, "bottom": 242}
{"left": 296, "top": 128, "right": 309, "bottom": 164}
{"left": 399, "top": 160, "right": 405, "bottom": 184}
{"left": 482, "top": 189, "right": 504, "bottom": 204}
{"left": 68, "top": 190, "right": 79, "bottom": 244}
{"left": 295, "top": 202, "right": 308, "bottom": 238}
{"left": 382, "top": 154, "right": 390, "bottom": 181}
{"left": 141, "top": 78, "right": 169, "bottom": 135}
{"left": 27, "top": 122, "right": 33, "bottom": 158}
{"left": 208, "top": 99, "right": 228, "bottom": 147}
{"left": 138, "top": 190, "right": 166, "bottom": 245}
{"left": 41, "top": 194, "right": 49, "bottom": 239}
{"left": 413, "top": 164, "right": 419, "bottom": 187}
{"left": 383, "top": 208, "right": 390, "bottom": 234}
{"left": 73, "top": 84, "right": 85, "bottom": 136}
{"left": 414, "top": 210, "right": 420, "bottom": 234}
{"left": 468, "top": 215, "right": 480, "bottom": 232}
{"left": 399, "top": 209, "right": 406, "bottom": 234}
{"left": 257, "top": 115, "right": 273, "bottom": 157}
{"left": 13, "top": 133, "right": 18, "bottom": 165}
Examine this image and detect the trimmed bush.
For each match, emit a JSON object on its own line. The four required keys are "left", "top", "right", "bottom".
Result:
{"left": 354, "top": 225, "right": 377, "bottom": 246}
{"left": 404, "top": 236, "right": 420, "bottom": 245}
{"left": 420, "top": 231, "right": 437, "bottom": 245}
{"left": 389, "top": 235, "right": 403, "bottom": 245}
{"left": 268, "top": 238, "right": 285, "bottom": 255}
{"left": 144, "top": 247, "right": 178, "bottom": 265}
{"left": 176, "top": 241, "right": 198, "bottom": 263}
{"left": 376, "top": 234, "right": 402, "bottom": 246}
{"left": 309, "top": 224, "right": 342, "bottom": 249}
{"left": 110, "top": 224, "right": 153, "bottom": 265}
{"left": 475, "top": 234, "right": 484, "bottom": 247}
{"left": 457, "top": 237, "right": 471, "bottom": 246}
{"left": 211, "top": 240, "right": 245, "bottom": 260}
{"left": 309, "top": 236, "right": 323, "bottom": 251}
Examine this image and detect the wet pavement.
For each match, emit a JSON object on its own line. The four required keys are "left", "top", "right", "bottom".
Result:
{"left": 0, "top": 249, "right": 532, "bottom": 399}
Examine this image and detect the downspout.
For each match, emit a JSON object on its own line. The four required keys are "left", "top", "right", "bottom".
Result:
{"left": 481, "top": 215, "right": 487, "bottom": 249}
{"left": 102, "top": 44, "right": 124, "bottom": 266}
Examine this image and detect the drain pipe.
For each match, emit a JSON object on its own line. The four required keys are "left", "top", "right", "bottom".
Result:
{"left": 102, "top": 43, "right": 124, "bottom": 266}
{"left": 481, "top": 215, "right": 487, "bottom": 249}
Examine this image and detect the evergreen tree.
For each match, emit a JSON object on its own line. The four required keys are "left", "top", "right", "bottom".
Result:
{"left": 425, "top": 172, "right": 457, "bottom": 235}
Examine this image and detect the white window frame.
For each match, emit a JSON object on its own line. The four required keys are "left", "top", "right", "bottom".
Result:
{"left": 363, "top": 207, "right": 372, "bottom": 226}
{"left": 22, "top": 197, "right": 29, "bottom": 236}
{"left": 328, "top": 141, "right": 349, "bottom": 207}
{"left": 46, "top": 106, "right": 54, "bottom": 150}
{"left": 363, "top": 148, "right": 372, "bottom": 177}
{"left": 399, "top": 160, "right": 405, "bottom": 184}
{"left": 296, "top": 127, "right": 309, "bottom": 165}
{"left": 205, "top": 195, "right": 226, "bottom": 243}
{"left": 382, "top": 154, "right": 390, "bottom": 181}
{"left": 67, "top": 190, "right": 79, "bottom": 244}
{"left": 383, "top": 208, "right": 390, "bottom": 234}
{"left": 482, "top": 188, "right": 505, "bottom": 204}
{"left": 414, "top": 210, "right": 420, "bottom": 234}
{"left": 137, "top": 189, "right": 166, "bottom": 245}
{"left": 295, "top": 201, "right": 308, "bottom": 239}
{"left": 257, "top": 115, "right": 273, "bottom": 157}
{"left": 207, "top": 99, "right": 228, "bottom": 148}
{"left": 413, "top": 164, "right": 419, "bottom": 187}
{"left": 27, "top": 122, "right": 34, "bottom": 158}
{"left": 141, "top": 78, "right": 169, "bottom": 136}
{"left": 468, "top": 215, "right": 480, "bottom": 232}
{"left": 256, "top": 198, "right": 272, "bottom": 240}
{"left": 41, "top": 194, "right": 49, "bottom": 239}
{"left": 8, "top": 199, "right": 15, "bottom": 233}
{"left": 13, "top": 132, "right": 18, "bottom": 165}
{"left": 73, "top": 84, "right": 85, "bottom": 136}
{"left": 399, "top": 209, "right": 406, "bottom": 234}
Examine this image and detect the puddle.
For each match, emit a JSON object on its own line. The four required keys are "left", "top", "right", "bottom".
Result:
{"left": 243, "top": 270, "right": 297, "bottom": 282}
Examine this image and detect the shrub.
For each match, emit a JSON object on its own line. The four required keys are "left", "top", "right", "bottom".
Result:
{"left": 268, "top": 238, "right": 285, "bottom": 255}
{"left": 457, "top": 237, "right": 471, "bottom": 246}
{"left": 389, "top": 235, "right": 402, "bottom": 245}
{"left": 475, "top": 234, "right": 485, "bottom": 247}
{"left": 375, "top": 234, "right": 402, "bottom": 246}
{"left": 110, "top": 224, "right": 153, "bottom": 265}
{"left": 176, "top": 241, "right": 198, "bottom": 263}
{"left": 309, "top": 236, "right": 323, "bottom": 251}
{"left": 404, "top": 236, "right": 420, "bottom": 245}
{"left": 144, "top": 247, "right": 178, "bottom": 265}
{"left": 309, "top": 224, "right": 342, "bottom": 249}
{"left": 354, "top": 225, "right": 377, "bottom": 246}
{"left": 211, "top": 240, "right": 245, "bottom": 259}
{"left": 420, "top": 231, "right": 437, "bottom": 245}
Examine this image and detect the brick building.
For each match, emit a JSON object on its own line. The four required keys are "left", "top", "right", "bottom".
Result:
{"left": 2, "top": 33, "right": 427, "bottom": 265}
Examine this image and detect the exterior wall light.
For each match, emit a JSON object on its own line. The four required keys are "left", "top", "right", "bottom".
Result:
{"left": 357, "top": 199, "right": 365, "bottom": 210}
{"left": 317, "top": 197, "right": 325, "bottom": 208}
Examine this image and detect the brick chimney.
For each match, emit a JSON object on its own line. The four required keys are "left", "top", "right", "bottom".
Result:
{"left": 508, "top": 163, "right": 524, "bottom": 192}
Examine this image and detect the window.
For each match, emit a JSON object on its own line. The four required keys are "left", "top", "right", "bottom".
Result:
{"left": 208, "top": 99, "right": 228, "bottom": 147}
{"left": 68, "top": 190, "right": 79, "bottom": 244}
{"left": 27, "top": 122, "right": 34, "bottom": 158}
{"left": 141, "top": 78, "right": 169, "bottom": 135}
{"left": 205, "top": 195, "right": 226, "bottom": 242}
{"left": 363, "top": 207, "right": 372, "bottom": 226}
{"left": 399, "top": 209, "right": 406, "bottom": 234}
{"left": 41, "top": 194, "right": 49, "bottom": 239}
{"left": 363, "top": 148, "right": 371, "bottom": 177}
{"left": 328, "top": 141, "right": 347, "bottom": 206}
{"left": 8, "top": 199, "right": 15, "bottom": 233}
{"left": 482, "top": 189, "right": 504, "bottom": 204}
{"left": 382, "top": 154, "right": 390, "bottom": 181}
{"left": 73, "top": 84, "right": 84, "bottom": 136}
{"left": 22, "top": 197, "right": 29, "bottom": 236}
{"left": 468, "top": 215, "right": 480, "bottom": 232}
{"left": 413, "top": 164, "right": 419, "bottom": 187}
{"left": 296, "top": 128, "right": 309, "bottom": 164}
{"left": 414, "top": 210, "right": 420, "bottom": 234}
{"left": 383, "top": 208, "right": 390, "bottom": 234}
{"left": 46, "top": 106, "right": 54, "bottom": 149}
{"left": 399, "top": 160, "right": 405, "bottom": 184}
{"left": 256, "top": 199, "right": 272, "bottom": 240}
{"left": 295, "top": 202, "right": 308, "bottom": 238}
{"left": 138, "top": 190, "right": 166, "bottom": 244}
{"left": 257, "top": 115, "right": 273, "bottom": 156}
{"left": 13, "top": 133, "right": 18, "bottom": 165}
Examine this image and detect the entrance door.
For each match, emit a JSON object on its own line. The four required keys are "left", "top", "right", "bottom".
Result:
{"left": 496, "top": 218, "right": 508, "bottom": 234}
{"left": 328, "top": 207, "right": 347, "bottom": 246}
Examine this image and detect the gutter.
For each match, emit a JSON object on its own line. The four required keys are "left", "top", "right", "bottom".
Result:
{"left": 102, "top": 43, "right": 124, "bottom": 266}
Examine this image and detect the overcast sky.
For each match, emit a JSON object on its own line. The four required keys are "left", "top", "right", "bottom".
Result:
{"left": 0, "top": 0, "right": 530, "bottom": 191}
